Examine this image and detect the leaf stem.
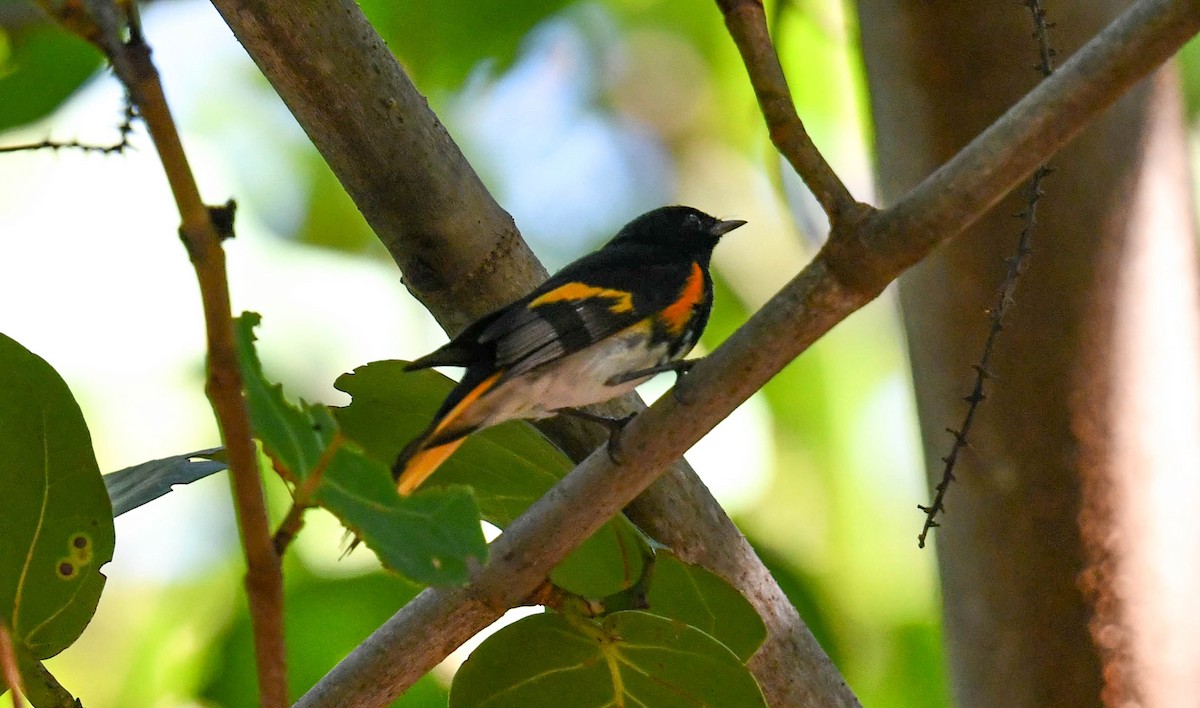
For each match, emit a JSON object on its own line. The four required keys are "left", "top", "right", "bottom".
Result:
{"left": 273, "top": 432, "right": 346, "bottom": 556}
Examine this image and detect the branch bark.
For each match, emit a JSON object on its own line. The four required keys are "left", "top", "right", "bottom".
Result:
{"left": 289, "top": 0, "right": 1200, "bottom": 704}
{"left": 207, "top": 0, "right": 853, "bottom": 705}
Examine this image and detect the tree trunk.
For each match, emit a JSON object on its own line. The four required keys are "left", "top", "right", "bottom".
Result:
{"left": 857, "top": 2, "right": 1200, "bottom": 706}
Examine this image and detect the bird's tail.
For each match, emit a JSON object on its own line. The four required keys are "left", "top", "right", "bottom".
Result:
{"left": 343, "top": 369, "right": 502, "bottom": 557}
{"left": 392, "top": 370, "right": 503, "bottom": 495}
{"left": 392, "top": 434, "right": 469, "bottom": 495}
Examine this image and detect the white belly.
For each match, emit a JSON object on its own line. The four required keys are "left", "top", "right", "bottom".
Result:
{"left": 472, "top": 326, "right": 668, "bottom": 428}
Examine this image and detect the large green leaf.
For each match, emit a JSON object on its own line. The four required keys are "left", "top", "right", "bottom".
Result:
{"left": 645, "top": 552, "right": 766, "bottom": 663}
{"left": 0, "top": 332, "right": 114, "bottom": 702}
{"left": 333, "top": 360, "right": 648, "bottom": 597}
{"left": 0, "top": 25, "right": 102, "bottom": 132}
{"left": 450, "top": 610, "right": 766, "bottom": 707}
{"left": 233, "top": 314, "right": 486, "bottom": 585}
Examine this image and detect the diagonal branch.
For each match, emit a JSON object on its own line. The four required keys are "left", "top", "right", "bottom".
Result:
{"left": 295, "top": 0, "right": 1200, "bottom": 704}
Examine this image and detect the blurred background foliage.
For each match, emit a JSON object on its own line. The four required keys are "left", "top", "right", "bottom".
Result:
{"left": 9, "top": 0, "right": 1194, "bottom": 705}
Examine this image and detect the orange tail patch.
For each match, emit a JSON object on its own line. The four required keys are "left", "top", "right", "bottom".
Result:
{"left": 393, "top": 370, "right": 503, "bottom": 495}
{"left": 395, "top": 438, "right": 468, "bottom": 495}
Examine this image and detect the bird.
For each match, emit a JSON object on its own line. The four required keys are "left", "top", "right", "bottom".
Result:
{"left": 393, "top": 205, "right": 745, "bottom": 496}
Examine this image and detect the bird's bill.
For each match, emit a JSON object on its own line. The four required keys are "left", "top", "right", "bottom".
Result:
{"left": 711, "top": 219, "right": 747, "bottom": 237}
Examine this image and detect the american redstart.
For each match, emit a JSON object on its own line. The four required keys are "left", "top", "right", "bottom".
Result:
{"left": 394, "top": 205, "right": 745, "bottom": 495}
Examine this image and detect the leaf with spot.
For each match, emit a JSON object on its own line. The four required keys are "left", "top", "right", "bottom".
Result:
{"left": 233, "top": 314, "right": 486, "bottom": 585}
{"left": 449, "top": 610, "right": 766, "bottom": 707}
{"left": 0, "top": 331, "right": 113, "bottom": 703}
{"left": 333, "top": 360, "right": 650, "bottom": 598}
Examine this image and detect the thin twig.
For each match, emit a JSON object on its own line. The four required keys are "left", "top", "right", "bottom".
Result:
{"left": 69, "top": 2, "right": 287, "bottom": 705}
{"left": 917, "top": 0, "right": 1058, "bottom": 548}
{"left": 716, "top": 0, "right": 864, "bottom": 226}
{"left": 0, "top": 623, "right": 24, "bottom": 708}
{"left": 297, "top": 2, "right": 1200, "bottom": 703}
{"left": 0, "top": 93, "right": 138, "bottom": 155}
{"left": 272, "top": 432, "right": 345, "bottom": 556}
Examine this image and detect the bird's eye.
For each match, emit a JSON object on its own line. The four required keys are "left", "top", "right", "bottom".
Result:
{"left": 685, "top": 213, "right": 702, "bottom": 229}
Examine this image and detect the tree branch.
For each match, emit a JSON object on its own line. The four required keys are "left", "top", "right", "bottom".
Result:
{"left": 292, "top": 0, "right": 1200, "bottom": 704}
{"left": 207, "top": 0, "right": 851, "bottom": 705}
{"left": 72, "top": 3, "right": 287, "bottom": 705}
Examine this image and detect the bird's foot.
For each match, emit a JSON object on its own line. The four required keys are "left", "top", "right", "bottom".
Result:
{"left": 557, "top": 407, "right": 637, "bottom": 464}
{"left": 606, "top": 359, "right": 701, "bottom": 404}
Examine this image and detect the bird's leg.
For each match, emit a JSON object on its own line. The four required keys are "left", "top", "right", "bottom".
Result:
{"left": 606, "top": 359, "right": 701, "bottom": 403}
{"left": 557, "top": 407, "right": 637, "bottom": 464}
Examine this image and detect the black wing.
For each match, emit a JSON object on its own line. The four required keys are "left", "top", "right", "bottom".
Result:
{"left": 481, "top": 243, "right": 695, "bottom": 377}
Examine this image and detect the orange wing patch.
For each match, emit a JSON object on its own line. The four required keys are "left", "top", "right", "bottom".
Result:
{"left": 659, "top": 262, "right": 704, "bottom": 335}
{"left": 529, "top": 282, "right": 634, "bottom": 314}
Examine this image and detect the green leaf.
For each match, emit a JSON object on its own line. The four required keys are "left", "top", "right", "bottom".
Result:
{"left": 333, "top": 361, "right": 649, "bottom": 597}
{"left": 332, "top": 362, "right": 557, "bottom": 523}
{"left": 103, "top": 447, "right": 227, "bottom": 517}
{"left": 316, "top": 447, "right": 486, "bottom": 584}
{"left": 233, "top": 312, "right": 337, "bottom": 483}
{"left": 12, "top": 649, "right": 80, "bottom": 708}
{"left": 450, "top": 610, "right": 766, "bottom": 707}
{"left": 547, "top": 519, "right": 648, "bottom": 600}
{"left": 645, "top": 552, "right": 766, "bottom": 662}
{"left": 233, "top": 314, "right": 485, "bottom": 585}
{"left": 0, "top": 331, "right": 114, "bottom": 702}
{"left": 0, "top": 26, "right": 102, "bottom": 131}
